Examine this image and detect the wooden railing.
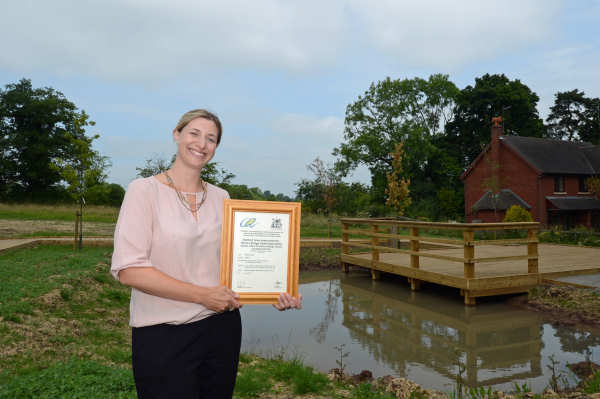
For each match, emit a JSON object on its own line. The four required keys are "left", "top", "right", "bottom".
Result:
{"left": 339, "top": 218, "right": 540, "bottom": 296}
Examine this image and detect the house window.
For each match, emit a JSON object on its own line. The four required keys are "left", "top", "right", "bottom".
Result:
{"left": 579, "top": 176, "right": 589, "bottom": 193}
{"left": 554, "top": 176, "right": 565, "bottom": 193}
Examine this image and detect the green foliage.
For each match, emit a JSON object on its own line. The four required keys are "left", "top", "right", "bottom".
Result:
{"left": 296, "top": 157, "right": 341, "bottom": 215}
{"left": 0, "top": 359, "right": 136, "bottom": 399}
{"left": 85, "top": 182, "right": 125, "bottom": 207}
{"left": 349, "top": 383, "right": 395, "bottom": 399}
{"left": 234, "top": 367, "right": 272, "bottom": 398}
{"left": 588, "top": 176, "right": 600, "bottom": 197}
{"left": 546, "top": 89, "right": 600, "bottom": 144}
{"left": 539, "top": 226, "right": 600, "bottom": 247}
{"left": 503, "top": 205, "right": 533, "bottom": 222}
{"left": 583, "top": 369, "right": 600, "bottom": 393}
{"left": 135, "top": 154, "right": 175, "bottom": 178}
{"left": 385, "top": 143, "right": 411, "bottom": 215}
{"left": 234, "top": 357, "right": 331, "bottom": 398}
{"left": 445, "top": 73, "right": 546, "bottom": 171}
{"left": 334, "top": 74, "right": 460, "bottom": 209}
{"left": 0, "top": 78, "right": 109, "bottom": 203}
{"left": 267, "top": 358, "right": 330, "bottom": 395}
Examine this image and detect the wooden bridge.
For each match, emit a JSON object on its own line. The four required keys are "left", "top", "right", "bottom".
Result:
{"left": 340, "top": 218, "right": 600, "bottom": 305}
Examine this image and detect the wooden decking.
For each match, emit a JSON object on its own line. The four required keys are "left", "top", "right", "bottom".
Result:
{"left": 340, "top": 218, "right": 600, "bottom": 305}
{"left": 344, "top": 243, "right": 600, "bottom": 279}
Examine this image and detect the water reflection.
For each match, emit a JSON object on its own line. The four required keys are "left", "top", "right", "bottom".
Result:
{"left": 240, "top": 270, "right": 600, "bottom": 393}
{"left": 341, "top": 273, "right": 543, "bottom": 387}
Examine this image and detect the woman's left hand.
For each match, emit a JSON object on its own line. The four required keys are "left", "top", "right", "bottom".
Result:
{"left": 273, "top": 293, "right": 303, "bottom": 311}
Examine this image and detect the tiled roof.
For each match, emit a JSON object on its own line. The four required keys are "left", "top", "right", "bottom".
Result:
{"left": 546, "top": 196, "right": 600, "bottom": 211}
{"left": 472, "top": 189, "right": 531, "bottom": 212}
{"left": 501, "top": 136, "right": 600, "bottom": 175}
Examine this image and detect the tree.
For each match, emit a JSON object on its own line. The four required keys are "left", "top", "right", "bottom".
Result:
{"left": 296, "top": 157, "right": 342, "bottom": 215}
{"left": 546, "top": 90, "right": 600, "bottom": 144}
{"left": 444, "top": 74, "right": 546, "bottom": 170}
{"left": 588, "top": 177, "right": 600, "bottom": 198}
{"left": 136, "top": 154, "right": 175, "bottom": 178}
{"left": 0, "top": 78, "right": 105, "bottom": 201}
{"left": 385, "top": 143, "right": 411, "bottom": 216}
{"left": 334, "top": 74, "right": 459, "bottom": 204}
{"left": 136, "top": 154, "right": 235, "bottom": 186}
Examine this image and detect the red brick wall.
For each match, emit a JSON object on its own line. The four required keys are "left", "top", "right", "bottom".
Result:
{"left": 464, "top": 133, "right": 600, "bottom": 227}
{"left": 464, "top": 137, "right": 540, "bottom": 223}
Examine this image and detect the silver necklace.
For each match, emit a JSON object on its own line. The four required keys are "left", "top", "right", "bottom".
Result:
{"left": 164, "top": 172, "right": 207, "bottom": 213}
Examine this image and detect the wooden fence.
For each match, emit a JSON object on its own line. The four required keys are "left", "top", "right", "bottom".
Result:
{"left": 340, "top": 218, "right": 540, "bottom": 305}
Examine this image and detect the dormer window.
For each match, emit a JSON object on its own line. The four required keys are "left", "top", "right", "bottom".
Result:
{"left": 554, "top": 176, "right": 565, "bottom": 193}
{"left": 579, "top": 176, "right": 589, "bottom": 193}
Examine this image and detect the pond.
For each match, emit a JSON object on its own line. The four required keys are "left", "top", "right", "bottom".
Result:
{"left": 240, "top": 269, "right": 600, "bottom": 393}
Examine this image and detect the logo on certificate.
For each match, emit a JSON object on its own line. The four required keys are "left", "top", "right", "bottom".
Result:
{"left": 240, "top": 217, "right": 257, "bottom": 228}
{"left": 271, "top": 217, "right": 282, "bottom": 230}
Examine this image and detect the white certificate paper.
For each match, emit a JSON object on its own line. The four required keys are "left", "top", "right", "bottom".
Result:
{"left": 231, "top": 211, "right": 290, "bottom": 293}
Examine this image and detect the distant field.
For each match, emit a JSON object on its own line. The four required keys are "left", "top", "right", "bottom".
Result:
{"left": 0, "top": 203, "right": 119, "bottom": 223}
{"left": 0, "top": 204, "right": 345, "bottom": 238}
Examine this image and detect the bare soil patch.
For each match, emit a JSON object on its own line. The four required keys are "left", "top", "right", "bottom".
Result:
{"left": 509, "top": 284, "right": 600, "bottom": 329}
{"left": 0, "top": 219, "right": 115, "bottom": 238}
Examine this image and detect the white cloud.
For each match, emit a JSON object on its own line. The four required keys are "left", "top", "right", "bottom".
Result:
{"left": 1, "top": 1, "right": 346, "bottom": 81}
{"left": 351, "top": 0, "right": 562, "bottom": 69}
{"left": 1, "top": 0, "right": 562, "bottom": 82}
{"left": 520, "top": 43, "right": 600, "bottom": 118}
{"left": 219, "top": 113, "right": 345, "bottom": 194}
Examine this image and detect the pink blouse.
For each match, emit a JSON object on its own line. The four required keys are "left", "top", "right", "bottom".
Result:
{"left": 111, "top": 176, "right": 229, "bottom": 327}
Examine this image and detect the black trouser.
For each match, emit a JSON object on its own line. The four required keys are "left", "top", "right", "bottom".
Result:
{"left": 132, "top": 310, "right": 242, "bottom": 399}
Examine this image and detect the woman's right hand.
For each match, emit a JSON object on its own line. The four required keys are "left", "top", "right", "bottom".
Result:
{"left": 201, "top": 286, "right": 241, "bottom": 313}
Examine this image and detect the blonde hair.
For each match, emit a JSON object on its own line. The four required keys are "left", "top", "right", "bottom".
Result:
{"left": 175, "top": 109, "right": 223, "bottom": 145}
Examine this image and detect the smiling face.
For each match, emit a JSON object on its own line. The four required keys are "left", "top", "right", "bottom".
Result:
{"left": 173, "top": 117, "right": 219, "bottom": 171}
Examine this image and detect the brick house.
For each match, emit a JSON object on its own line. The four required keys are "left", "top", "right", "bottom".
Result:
{"left": 461, "top": 119, "right": 600, "bottom": 229}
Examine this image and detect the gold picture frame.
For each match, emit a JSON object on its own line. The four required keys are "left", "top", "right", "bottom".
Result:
{"left": 219, "top": 199, "right": 301, "bottom": 304}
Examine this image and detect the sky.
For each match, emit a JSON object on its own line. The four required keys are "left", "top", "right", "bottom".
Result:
{"left": 1, "top": 0, "right": 599, "bottom": 196}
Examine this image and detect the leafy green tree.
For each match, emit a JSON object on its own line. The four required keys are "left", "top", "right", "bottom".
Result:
{"left": 86, "top": 183, "right": 125, "bottom": 207}
{"left": 295, "top": 157, "right": 343, "bottom": 215}
{"left": 135, "top": 154, "right": 175, "bottom": 178}
{"left": 136, "top": 154, "right": 235, "bottom": 187}
{"left": 334, "top": 74, "right": 459, "bottom": 205}
{"left": 547, "top": 89, "right": 600, "bottom": 144}
{"left": 201, "top": 162, "right": 235, "bottom": 186}
{"left": 0, "top": 78, "right": 106, "bottom": 201}
{"left": 444, "top": 74, "right": 545, "bottom": 170}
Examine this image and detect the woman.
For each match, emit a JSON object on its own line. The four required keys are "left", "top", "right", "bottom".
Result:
{"left": 111, "top": 109, "right": 302, "bottom": 399}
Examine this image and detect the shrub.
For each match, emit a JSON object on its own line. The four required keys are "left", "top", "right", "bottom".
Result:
{"left": 503, "top": 205, "right": 533, "bottom": 223}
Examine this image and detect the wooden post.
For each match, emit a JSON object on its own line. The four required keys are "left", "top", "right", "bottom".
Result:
{"left": 527, "top": 228, "right": 539, "bottom": 274}
{"left": 410, "top": 226, "right": 421, "bottom": 290}
{"left": 341, "top": 222, "right": 349, "bottom": 273}
{"left": 74, "top": 211, "right": 80, "bottom": 250}
{"left": 463, "top": 230, "right": 475, "bottom": 279}
{"left": 371, "top": 224, "right": 380, "bottom": 280}
{"left": 391, "top": 225, "right": 398, "bottom": 248}
{"left": 463, "top": 230, "right": 476, "bottom": 305}
{"left": 464, "top": 290, "right": 476, "bottom": 306}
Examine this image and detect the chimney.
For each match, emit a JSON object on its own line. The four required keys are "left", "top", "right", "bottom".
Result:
{"left": 491, "top": 116, "right": 503, "bottom": 142}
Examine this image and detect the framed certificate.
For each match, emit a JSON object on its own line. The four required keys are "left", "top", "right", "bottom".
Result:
{"left": 219, "top": 199, "right": 301, "bottom": 304}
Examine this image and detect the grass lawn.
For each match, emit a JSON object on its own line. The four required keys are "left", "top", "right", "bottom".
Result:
{"left": 0, "top": 203, "right": 119, "bottom": 224}
{"left": 0, "top": 244, "right": 396, "bottom": 399}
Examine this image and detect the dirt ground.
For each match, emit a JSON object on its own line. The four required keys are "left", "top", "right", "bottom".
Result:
{"left": 509, "top": 284, "right": 600, "bottom": 330}
{"left": 0, "top": 219, "right": 115, "bottom": 238}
